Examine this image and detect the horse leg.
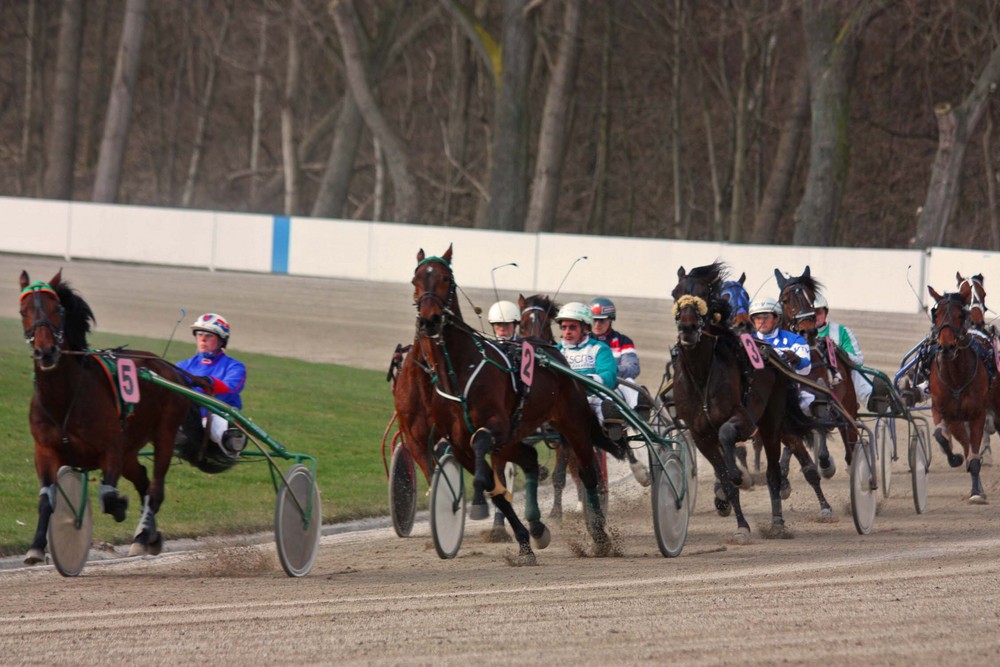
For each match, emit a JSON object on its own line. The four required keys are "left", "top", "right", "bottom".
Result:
{"left": 516, "top": 444, "right": 550, "bottom": 549}
{"left": 469, "top": 428, "right": 496, "bottom": 521}
{"left": 734, "top": 442, "right": 753, "bottom": 489}
{"left": 488, "top": 465, "right": 511, "bottom": 543}
{"left": 778, "top": 443, "right": 793, "bottom": 499}
{"left": 128, "top": 435, "right": 170, "bottom": 556}
{"left": 718, "top": 418, "right": 751, "bottom": 490}
{"left": 577, "top": 460, "right": 613, "bottom": 556}
{"left": 26, "top": 483, "right": 55, "bottom": 565}
{"left": 549, "top": 445, "right": 568, "bottom": 519}
{"left": 99, "top": 445, "right": 129, "bottom": 523}
{"left": 790, "top": 442, "right": 834, "bottom": 519}
{"left": 933, "top": 420, "right": 964, "bottom": 468}
{"left": 967, "top": 417, "right": 987, "bottom": 503}
{"left": 490, "top": 494, "right": 536, "bottom": 565}
{"left": 710, "top": 458, "right": 750, "bottom": 541}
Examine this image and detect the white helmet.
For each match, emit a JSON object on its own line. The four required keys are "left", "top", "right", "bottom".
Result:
{"left": 748, "top": 297, "right": 779, "bottom": 317}
{"left": 555, "top": 301, "right": 593, "bottom": 326}
{"left": 191, "top": 313, "right": 231, "bottom": 344}
{"left": 813, "top": 292, "right": 828, "bottom": 310}
{"left": 488, "top": 300, "right": 520, "bottom": 324}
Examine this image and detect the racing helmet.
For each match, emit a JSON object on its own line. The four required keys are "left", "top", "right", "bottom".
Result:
{"left": 555, "top": 301, "right": 593, "bottom": 327}
{"left": 748, "top": 297, "right": 779, "bottom": 318}
{"left": 813, "top": 292, "right": 828, "bottom": 310}
{"left": 589, "top": 297, "right": 617, "bottom": 320}
{"left": 488, "top": 300, "right": 520, "bottom": 324}
{"left": 191, "top": 313, "right": 231, "bottom": 346}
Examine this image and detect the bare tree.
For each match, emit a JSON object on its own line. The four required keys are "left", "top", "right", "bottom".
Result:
{"left": 524, "top": 0, "right": 583, "bottom": 233}
{"left": 914, "top": 43, "right": 1000, "bottom": 248}
{"left": 330, "top": 0, "right": 420, "bottom": 223}
{"left": 92, "top": 0, "right": 149, "bottom": 203}
{"left": 19, "top": 0, "right": 37, "bottom": 196}
{"left": 44, "top": 0, "right": 85, "bottom": 200}
{"left": 280, "top": 6, "right": 301, "bottom": 215}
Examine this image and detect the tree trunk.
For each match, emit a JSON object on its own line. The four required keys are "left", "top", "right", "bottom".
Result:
{"left": 330, "top": 0, "right": 420, "bottom": 223}
{"left": 727, "top": 13, "right": 752, "bottom": 243}
{"left": 44, "top": 0, "right": 85, "bottom": 200}
{"left": 19, "top": 0, "right": 37, "bottom": 196}
{"left": 752, "top": 59, "right": 809, "bottom": 244}
{"left": 92, "top": 0, "right": 149, "bottom": 203}
{"left": 249, "top": 13, "right": 267, "bottom": 203}
{"left": 984, "top": 112, "right": 999, "bottom": 251}
{"left": 280, "top": 7, "right": 301, "bottom": 216}
{"left": 524, "top": 0, "right": 583, "bottom": 234}
{"left": 79, "top": 0, "right": 112, "bottom": 172}
{"left": 483, "top": 0, "right": 535, "bottom": 231}
{"left": 311, "top": 96, "right": 364, "bottom": 218}
{"left": 914, "top": 44, "right": 1000, "bottom": 248}
{"left": 584, "top": 2, "right": 611, "bottom": 235}
{"left": 670, "top": 0, "right": 684, "bottom": 237}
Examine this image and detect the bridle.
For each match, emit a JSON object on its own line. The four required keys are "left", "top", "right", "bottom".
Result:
{"left": 520, "top": 304, "right": 553, "bottom": 341}
{"left": 959, "top": 276, "right": 987, "bottom": 324}
{"left": 720, "top": 281, "right": 750, "bottom": 330}
{"left": 779, "top": 282, "right": 816, "bottom": 333}
{"left": 20, "top": 281, "right": 66, "bottom": 349}
{"left": 413, "top": 256, "right": 457, "bottom": 337}
{"left": 931, "top": 293, "right": 970, "bottom": 352}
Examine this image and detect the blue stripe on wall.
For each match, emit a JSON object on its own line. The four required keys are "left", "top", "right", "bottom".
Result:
{"left": 271, "top": 216, "right": 290, "bottom": 274}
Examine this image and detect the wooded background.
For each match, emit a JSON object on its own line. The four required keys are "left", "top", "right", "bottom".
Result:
{"left": 2, "top": 0, "right": 999, "bottom": 250}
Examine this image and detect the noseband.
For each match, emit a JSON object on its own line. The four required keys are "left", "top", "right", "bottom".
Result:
{"left": 520, "top": 305, "right": 551, "bottom": 339}
{"left": 932, "top": 295, "right": 969, "bottom": 350}
{"left": 413, "top": 256, "right": 457, "bottom": 335}
{"left": 20, "top": 281, "right": 65, "bottom": 348}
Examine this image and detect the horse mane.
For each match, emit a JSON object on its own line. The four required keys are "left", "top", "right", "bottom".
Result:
{"left": 688, "top": 262, "right": 733, "bottom": 325}
{"left": 55, "top": 280, "right": 95, "bottom": 351}
{"left": 786, "top": 271, "right": 824, "bottom": 297}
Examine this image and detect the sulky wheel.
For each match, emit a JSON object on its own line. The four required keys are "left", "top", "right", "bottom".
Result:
{"left": 48, "top": 466, "right": 93, "bottom": 577}
{"left": 849, "top": 440, "right": 878, "bottom": 535}
{"left": 877, "top": 419, "right": 893, "bottom": 499}
{"left": 389, "top": 444, "right": 418, "bottom": 537}
{"left": 274, "top": 463, "right": 322, "bottom": 577}
{"left": 430, "top": 453, "right": 465, "bottom": 559}
{"left": 910, "top": 428, "right": 929, "bottom": 514}
{"left": 651, "top": 448, "right": 689, "bottom": 558}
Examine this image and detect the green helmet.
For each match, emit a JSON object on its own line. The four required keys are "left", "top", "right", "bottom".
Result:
{"left": 555, "top": 301, "right": 593, "bottom": 326}
{"left": 589, "top": 297, "right": 616, "bottom": 320}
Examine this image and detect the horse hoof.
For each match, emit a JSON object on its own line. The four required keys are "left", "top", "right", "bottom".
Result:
{"left": 127, "top": 542, "right": 147, "bottom": 557}
{"left": 468, "top": 502, "right": 490, "bottom": 521}
{"left": 512, "top": 550, "right": 537, "bottom": 566}
{"left": 24, "top": 548, "right": 46, "bottom": 565}
{"left": 948, "top": 453, "right": 964, "bottom": 468}
{"left": 630, "top": 461, "right": 651, "bottom": 487}
{"left": 968, "top": 494, "right": 988, "bottom": 505}
{"left": 575, "top": 500, "right": 584, "bottom": 513}
{"left": 780, "top": 479, "right": 792, "bottom": 500}
{"left": 819, "top": 459, "right": 836, "bottom": 479}
{"left": 531, "top": 525, "right": 551, "bottom": 550}
{"left": 486, "top": 527, "right": 513, "bottom": 543}
{"left": 731, "top": 527, "right": 751, "bottom": 545}
{"left": 818, "top": 507, "right": 835, "bottom": 521}
{"left": 548, "top": 506, "right": 563, "bottom": 520}
{"left": 714, "top": 497, "right": 732, "bottom": 517}
{"left": 101, "top": 494, "right": 129, "bottom": 523}
{"left": 146, "top": 532, "right": 164, "bottom": 556}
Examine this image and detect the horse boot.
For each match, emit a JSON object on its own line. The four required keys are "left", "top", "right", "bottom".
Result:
{"left": 933, "top": 425, "right": 964, "bottom": 468}
{"left": 968, "top": 458, "right": 987, "bottom": 503}
{"left": 469, "top": 428, "right": 494, "bottom": 520}
{"left": 735, "top": 444, "right": 753, "bottom": 490}
{"left": 549, "top": 448, "right": 568, "bottom": 519}
{"left": 713, "top": 481, "right": 732, "bottom": 517}
{"left": 99, "top": 483, "right": 129, "bottom": 523}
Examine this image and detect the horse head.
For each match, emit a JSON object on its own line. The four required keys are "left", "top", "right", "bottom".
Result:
{"left": 956, "top": 272, "right": 987, "bottom": 327}
{"left": 929, "top": 285, "right": 968, "bottom": 351}
{"left": 672, "top": 262, "right": 730, "bottom": 348}
{"left": 776, "top": 265, "right": 822, "bottom": 340}
{"left": 720, "top": 273, "right": 751, "bottom": 333}
{"left": 412, "top": 245, "right": 459, "bottom": 337}
{"left": 20, "top": 270, "right": 68, "bottom": 371}
{"left": 518, "top": 294, "right": 558, "bottom": 343}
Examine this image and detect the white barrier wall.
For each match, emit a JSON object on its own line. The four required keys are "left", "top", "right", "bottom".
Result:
{"left": 1, "top": 195, "right": 995, "bottom": 314}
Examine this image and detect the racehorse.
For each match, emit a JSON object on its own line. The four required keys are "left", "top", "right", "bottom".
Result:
{"left": 411, "top": 247, "right": 628, "bottom": 560}
{"left": 718, "top": 274, "right": 834, "bottom": 518}
{"left": 671, "top": 262, "right": 817, "bottom": 541}
{"left": 19, "top": 270, "right": 193, "bottom": 563}
{"left": 776, "top": 266, "right": 859, "bottom": 476}
{"left": 927, "top": 286, "right": 992, "bottom": 502}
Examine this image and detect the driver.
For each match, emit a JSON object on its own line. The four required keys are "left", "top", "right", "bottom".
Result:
{"left": 487, "top": 300, "right": 520, "bottom": 341}
{"left": 175, "top": 313, "right": 248, "bottom": 458}
{"left": 750, "top": 297, "right": 814, "bottom": 412}
{"left": 813, "top": 292, "right": 874, "bottom": 411}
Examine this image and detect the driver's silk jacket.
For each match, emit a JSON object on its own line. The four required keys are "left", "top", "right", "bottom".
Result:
{"left": 177, "top": 350, "right": 247, "bottom": 412}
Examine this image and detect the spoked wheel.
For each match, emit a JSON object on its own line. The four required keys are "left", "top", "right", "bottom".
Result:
{"left": 877, "top": 419, "right": 893, "bottom": 498}
{"left": 910, "top": 428, "right": 929, "bottom": 514}
{"left": 651, "top": 449, "right": 689, "bottom": 558}
{"left": 430, "top": 453, "right": 465, "bottom": 559}
{"left": 48, "top": 466, "right": 93, "bottom": 577}
{"left": 274, "top": 464, "right": 322, "bottom": 577}
{"left": 849, "top": 438, "right": 878, "bottom": 535}
{"left": 388, "top": 444, "right": 418, "bottom": 537}
{"left": 682, "top": 432, "right": 698, "bottom": 512}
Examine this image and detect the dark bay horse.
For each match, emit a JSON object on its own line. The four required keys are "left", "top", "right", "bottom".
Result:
{"left": 927, "top": 286, "right": 992, "bottom": 502}
{"left": 411, "top": 247, "right": 628, "bottom": 560}
{"left": 672, "top": 262, "right": 816, "bottom": 541}
{"left": 19, "top": 270, "right": 193, "bottom": 563}
{"left": 719, "top": 274, "right": 834, "bottom": 518}
{"left": 776, "top": 266, "right": 859, "bottom": 476}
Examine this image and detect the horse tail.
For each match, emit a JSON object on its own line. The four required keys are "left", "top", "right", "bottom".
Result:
{"left": 589, "top": 411, "right": 628, "bottom": 461}
{"left": 782, "top": 382, "right": 822, "bottom": 441}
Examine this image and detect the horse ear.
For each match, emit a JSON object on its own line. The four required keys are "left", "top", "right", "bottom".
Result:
{"left": 19, "top": 271, "right": 29, "bottom": 290}
{"left": 49, "top": 269, "right": 63, "bottom": 289}
{"left": 928, "top": 285, "right": 942, "bottom": 301}
{"left": 518, "top": 294, "right": 526, "bottom": 309}
{"left": 774, "top": 269, "right": 787, "bottom": 289}
{"left": 677, "top": 266, "right": 686, "bottom": 280}
{"left": 417, "top": 248, "right": 425, "bottom": 262}
{"left": 443, "top": 244, "right": 453, "bottom": 264}
{"left": 975, "top": 273, "right": 984, "bottom": 283}
{"left": 956, "top": 271, "right": 963, "bottom": 283}
{"left": 738, "top": 272, "right": 746, "bottom": 285}
{"left": 802, "top": 265, "right": 811, "bottom": 280}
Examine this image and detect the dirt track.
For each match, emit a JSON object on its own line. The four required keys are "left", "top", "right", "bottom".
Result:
{"left": 2, "top": 254, "right": 999, "bottom": 666}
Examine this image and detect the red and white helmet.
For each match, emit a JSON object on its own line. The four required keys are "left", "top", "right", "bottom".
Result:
{"left": 191, "top": 313, "right": 231, "bottom": 344}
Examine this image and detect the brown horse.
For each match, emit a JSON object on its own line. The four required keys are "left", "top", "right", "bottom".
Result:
{"left": 19, "top": 270, "right": 193, "bottom": 564}
{"left": 776, "top": 266, "right": 859, "bottom": 476}
{"left": 672, "top": 262, "right": 817, "bottom": 541}
{"left": 927, "top": 286, "right": 991, "bottom": 502}
{"left": 411, "top": 247, "right": 628, "bottom": 561}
